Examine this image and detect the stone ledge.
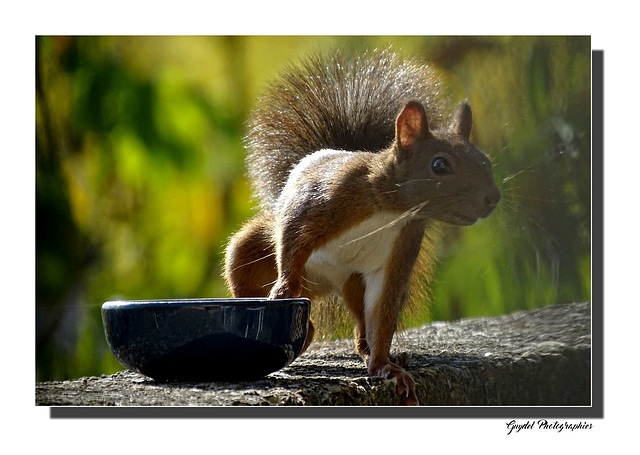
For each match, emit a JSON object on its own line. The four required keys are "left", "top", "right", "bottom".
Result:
{"left": 36, "top": 302, "right": 591, "bottom": 407}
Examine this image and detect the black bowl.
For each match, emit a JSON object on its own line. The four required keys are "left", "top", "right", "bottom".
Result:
{"left": 101, "top": 298, "right": 310, "bottom": 382}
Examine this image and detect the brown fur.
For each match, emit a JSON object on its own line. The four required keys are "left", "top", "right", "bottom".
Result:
{"left": 223, "top": 50, "right": 500, "bottom": 405}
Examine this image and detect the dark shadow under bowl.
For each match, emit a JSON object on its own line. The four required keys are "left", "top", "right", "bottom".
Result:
{"left": 101, "top": 298, "right": 310, "bottom": 382}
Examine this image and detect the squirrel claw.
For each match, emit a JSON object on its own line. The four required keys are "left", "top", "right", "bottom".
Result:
{"left": 369, "top": 361, "right": 419, "bottom": 406}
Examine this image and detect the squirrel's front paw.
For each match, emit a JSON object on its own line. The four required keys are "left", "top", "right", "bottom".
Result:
{"left": 390, "top": 352, "right": 411, "bottom": 368}
{"left": 368, "top": 360, "right": 418, "bottom": 406}
{"left": 268, "top": 280, "right": 301, "bottom": 299}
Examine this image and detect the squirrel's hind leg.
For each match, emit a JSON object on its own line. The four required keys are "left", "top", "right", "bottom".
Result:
{"left": 342, "top": 273, "right": 370, "bottom": 360}
{"left": 224, "top": 213, "right": 279, "bottom": 298}
{"left": 224, "top": 212, "right": 316, "bottom": 352}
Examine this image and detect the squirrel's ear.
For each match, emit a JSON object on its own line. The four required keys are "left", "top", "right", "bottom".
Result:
{"left": 450, "top": 101, "right": 473, "bottom": 140}
{"left": 396, "top": 101, "right": 430, "bottom": 158}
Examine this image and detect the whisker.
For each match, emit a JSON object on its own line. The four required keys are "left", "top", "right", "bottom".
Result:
{"left": 339, "top": 200, "right": 430, "bottom": 247}
{"left": 302, "top": 275, "right": 320, "bottom": 285}
{"left": 230, "top": 252, "right": 276, "bottom": 272}
{"left": 502, "top": 168, "right": 530, "bottom": 184}
{"left": 260, "top": 279, "right": 278, "bottom": 289}
{"left": 395, "top": 178, "right": 436, "bottom": 187}
{"left": 379, "top": 177, "right": 437, "bottom": 194}
{"left": 502, "top": 151, "right": 565, "bottom": 184}
{"left": 514, "top": 194, "right": 564, "bottom": 203}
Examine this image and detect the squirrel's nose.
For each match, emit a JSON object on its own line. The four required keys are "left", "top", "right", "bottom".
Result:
{"left": 484, "top": 187, "right": 501, "bottom": 213}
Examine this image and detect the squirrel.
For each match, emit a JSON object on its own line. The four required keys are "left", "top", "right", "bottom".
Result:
{"left": 223, "top": 48, "right": 501, "bottom": 405}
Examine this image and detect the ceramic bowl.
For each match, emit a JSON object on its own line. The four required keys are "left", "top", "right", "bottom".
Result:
{"left": 101, "top": 298, "right": 310, "bottom": 382}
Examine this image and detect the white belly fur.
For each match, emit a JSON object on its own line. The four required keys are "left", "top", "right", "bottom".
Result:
{"left": 304, "top": 211, "right": 408, "bottom": 293}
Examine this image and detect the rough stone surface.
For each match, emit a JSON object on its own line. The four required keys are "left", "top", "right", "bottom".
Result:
{"left": 36, "top": 302, "right": 591, "bottom": 407}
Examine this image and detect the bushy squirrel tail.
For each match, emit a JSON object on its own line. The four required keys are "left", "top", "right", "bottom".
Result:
{"left": 244, "top": 48, "right": 449, "bottom": 211}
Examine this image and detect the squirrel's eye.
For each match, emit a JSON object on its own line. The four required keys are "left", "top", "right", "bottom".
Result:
{"left": 431, "top": 157, "right": 452, "bottom": 175}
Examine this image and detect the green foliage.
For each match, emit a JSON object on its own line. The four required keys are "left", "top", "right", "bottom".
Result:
{"left": 36, "top": 36, "right": 592, "bottom": 380}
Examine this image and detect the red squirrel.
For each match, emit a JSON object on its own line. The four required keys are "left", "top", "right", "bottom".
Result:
{"left": 224, "top": 49, "right": 500, "bottom": 405}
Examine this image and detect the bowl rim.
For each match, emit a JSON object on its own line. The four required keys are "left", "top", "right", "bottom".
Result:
{"left": 102, "top": 297, "right": 310, "bottom": 310}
